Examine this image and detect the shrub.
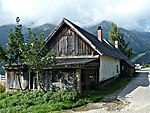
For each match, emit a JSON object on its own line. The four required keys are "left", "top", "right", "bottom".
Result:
{"left": 61, "top": 90, "right": 78, "bottom": 101}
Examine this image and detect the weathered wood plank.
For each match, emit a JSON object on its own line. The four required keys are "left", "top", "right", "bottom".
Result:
{"left": 46, "top": 24, "right": 96, "bottom": 57}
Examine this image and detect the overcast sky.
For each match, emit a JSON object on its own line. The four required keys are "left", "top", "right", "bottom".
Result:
{"left": 1, "top": 0, "right": 150, "bottom": 31}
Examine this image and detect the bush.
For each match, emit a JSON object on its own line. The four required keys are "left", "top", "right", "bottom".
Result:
{"left": 0, "top": 90, "right": 80, "bottom": 112}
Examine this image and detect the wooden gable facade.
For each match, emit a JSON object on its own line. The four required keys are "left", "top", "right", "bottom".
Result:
{"left": 45, "top": 23, "right": 97, "bottom": 57}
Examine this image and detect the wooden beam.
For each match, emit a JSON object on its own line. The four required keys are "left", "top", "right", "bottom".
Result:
{"left": 29, "top": 71, "right": 31, "bottom": 90}
{"left": 5, "top": 70, "right": 8, "bottom": 92}
{"left": 56, "top": 55, "right": 99, "bottom": 59}
{"left": 76, "top": 69, "right": 82, "bottom": 94}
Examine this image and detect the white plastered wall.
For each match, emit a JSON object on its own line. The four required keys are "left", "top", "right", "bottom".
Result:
{"left": 99, "top": 55, "right": 120, "bottom": 82}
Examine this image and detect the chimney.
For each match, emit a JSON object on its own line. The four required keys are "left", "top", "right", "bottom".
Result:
{"left": 97, "top": 26, "right": 102, "bottom": 41}
{"left": 115, "top": 40, "right": 119, "bottom": 49}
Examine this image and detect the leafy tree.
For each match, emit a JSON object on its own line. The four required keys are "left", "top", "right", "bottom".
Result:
{"left": 4, "top": 17, "right": 25, "bottom": 90}
{"left": 0, "top": 17, "right": 56, "bottom": 91}
{"left": 108, "top": 23, "right": 133, "bottom": 59}
{"left": 24, "top": 28, "right": 56, "bottom": 91}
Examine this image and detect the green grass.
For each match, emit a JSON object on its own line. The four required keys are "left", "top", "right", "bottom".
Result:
{"left": 82, "top": 77, "right": 132, "bottom": 101}
{"left": 144, "top": 64, "right": 150, "bottom": 68}
{"left": 0, "top": 77, "right": 132, "bottom": 113}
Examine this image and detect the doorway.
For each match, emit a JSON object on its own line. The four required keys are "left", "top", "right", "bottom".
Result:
{"left": 29, "top": 72, "right": 37, "bottom": 89}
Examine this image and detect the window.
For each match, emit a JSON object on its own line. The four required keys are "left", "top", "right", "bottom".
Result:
{"left": 52, "top": 71, "right": 61, "bottom": 82}
{"left": 117, "top": 65, "right": 119, "bottom": 73}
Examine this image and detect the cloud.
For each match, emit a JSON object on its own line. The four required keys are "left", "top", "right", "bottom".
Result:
{"left": 0, "top": 0, "right": 150, "bottom": 31}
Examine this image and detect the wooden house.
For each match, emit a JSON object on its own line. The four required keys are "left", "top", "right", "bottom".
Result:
{"left": 5, "top": 18, "right": 134, "bottom": 93}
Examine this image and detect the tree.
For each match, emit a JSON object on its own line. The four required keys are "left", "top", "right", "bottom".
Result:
{"left": 5, "top": 17, "right": 25, "bottom": 91}
{"left": 24, "top": 28, "right": 56, "bottom": 92}
{"left": 108, "top": 23, "right": 121, "bottom": 45}
{"left": 127, "top": 48, "right": 134, "bottom": 59}
{"left": 108, "top": 23, "right": 133, "bottom": 59}
{"left": 0, "top": 17, "right": 56, "bottom": 91}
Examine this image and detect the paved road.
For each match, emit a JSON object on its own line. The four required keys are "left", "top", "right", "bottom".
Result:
{"left": 75, "top": 68, "right": 150, "bottom": 113}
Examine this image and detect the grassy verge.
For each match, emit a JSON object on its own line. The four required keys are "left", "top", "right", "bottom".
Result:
{"left": 0, "top": 77, "right": 132, "bottom": 113}
{"left": 144, "top": 64, "right": 150, "bottom": 68}
{"left": 81, "top": 77, "right": 132, "bottom": 102}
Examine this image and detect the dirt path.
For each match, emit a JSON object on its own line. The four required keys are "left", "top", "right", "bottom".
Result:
{"left": 73, "top": 68, "right": 150, "bottom": 113}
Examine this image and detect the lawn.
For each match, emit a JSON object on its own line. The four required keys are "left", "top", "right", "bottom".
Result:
{"left": 0, "top": 77, "right": 132, "bottom": 113}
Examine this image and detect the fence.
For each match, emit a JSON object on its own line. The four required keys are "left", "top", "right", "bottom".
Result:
{"left": 0, "top": 74, "right": 6, "bottom": 81}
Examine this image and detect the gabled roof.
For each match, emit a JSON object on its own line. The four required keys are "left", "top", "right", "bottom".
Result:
{"left": 45, "top": 18, "right": 134, "bottom": 67}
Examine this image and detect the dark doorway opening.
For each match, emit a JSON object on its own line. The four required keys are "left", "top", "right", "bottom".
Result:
{"left": 30, "top": 72, "right": 37, "bottom": 89}
{"left": 81, "top": 68, "right": 98, "bottom": 91}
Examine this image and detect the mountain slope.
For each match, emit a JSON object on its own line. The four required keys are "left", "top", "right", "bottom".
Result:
{"left": 0, "top": 24, "right": 15, "bottom": 48}
{"left": 85, "top": 20, "right": 111, "bottom": 40}
{"left": 121, "top": 29, "right": 150, "bottom": 54}
{"left": 134, "top": 51, "right": 150, "bottom": 64}
{"left": 31, "top": 23, "right": 56, "bottom": 38}
{"left": 0, "top": 24, "right": 56, "bottom": 47}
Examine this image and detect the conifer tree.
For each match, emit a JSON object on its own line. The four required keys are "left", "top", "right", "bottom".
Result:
{"left": 109, "top": 23, "right": 133, "bottom": 59}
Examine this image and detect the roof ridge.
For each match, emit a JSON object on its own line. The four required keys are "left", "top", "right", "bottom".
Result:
{"left": 63, "top": 18, "right": 98, "bottom": 39}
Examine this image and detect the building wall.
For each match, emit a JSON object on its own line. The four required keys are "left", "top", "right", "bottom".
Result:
{"left": 120, "top": 61, "right": 135, "bottom": 77}
{"left": 6, "top": 70, "right": 29, "bottom": 91}
{"left": 99, "top": 55, "right": 120, "bottom": 82}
